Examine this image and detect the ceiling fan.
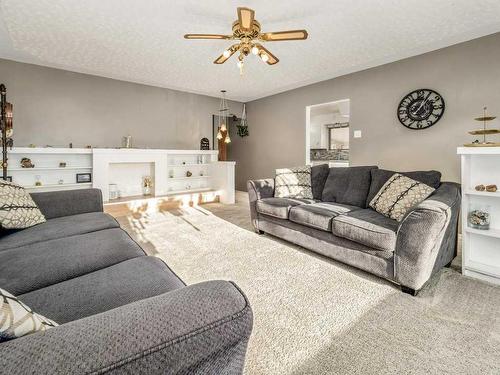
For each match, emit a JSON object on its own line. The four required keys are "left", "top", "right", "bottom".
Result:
{"left": 184, "top": 7, "right": 308, "bottom": 74}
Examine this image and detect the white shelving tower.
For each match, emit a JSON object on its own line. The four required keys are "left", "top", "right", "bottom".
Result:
{"left": 458, "top": 146, "right": 500, "bottom": 285}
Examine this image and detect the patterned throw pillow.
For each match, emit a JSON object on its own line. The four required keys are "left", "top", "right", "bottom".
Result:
{"left": 275, "top": 166, "right": 313, "bottom": 199}
{"left": 0, "top": 288, "right": 58, "bottom": 342}
{"left": 369, "top": 173, "right": 435, "bottom": 222}
{"left": 0, "top": 180, "right": 46, "bottom": 229}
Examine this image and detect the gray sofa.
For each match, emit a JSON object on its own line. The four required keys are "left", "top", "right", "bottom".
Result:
{"left": 0, "top": 189, "right": 253, "bottom": 374}
{"left": 248, "top": 165, "right": 461, "bottom": 295}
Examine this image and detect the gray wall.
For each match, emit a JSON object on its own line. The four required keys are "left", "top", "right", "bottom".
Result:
{"left": 0, "top": 59, "right": 242, "bottom": 149}
{"left": 233, "top": 32, "right": 500, "bottom": 190}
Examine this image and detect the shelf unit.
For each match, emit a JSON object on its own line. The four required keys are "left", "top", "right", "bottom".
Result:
{"left": 7, "top": 148, "right": 93, "bottom": 191}
{"left": 6, "top": 148, "right": 235, "bottom": 204}
{"left": 458, "top": 146, "right": 500, "bottom": 285}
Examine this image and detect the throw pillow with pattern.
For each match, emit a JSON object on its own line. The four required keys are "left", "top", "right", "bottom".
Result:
{"left": 0, "top": 180, "right": 46, "bottom": 229}
{"left": 0, "top": 288, "right": 58, "bottom": 342}
{"left": 275, "top": 166, "right": 313, "bottom": 199}
{"left": 369, "top": 173, "right": 435, "bottom": 222}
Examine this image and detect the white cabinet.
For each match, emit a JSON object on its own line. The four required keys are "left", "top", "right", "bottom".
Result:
{"left": 457, "top": 147, "right": 500, "bottom": 285}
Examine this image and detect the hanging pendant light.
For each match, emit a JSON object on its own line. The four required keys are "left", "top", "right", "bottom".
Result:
{"left": 218, "top": 90, "right": 229, "bottom": 134}
{"left": 224, "top": 134, "right": 231, "bottom": 143}
{"left": 216, "top": 129, "right": 223, "bottom": 140}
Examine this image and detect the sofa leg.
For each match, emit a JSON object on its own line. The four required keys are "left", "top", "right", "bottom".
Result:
{"left": 444, "top": 260, "right": 453, "bottom": 268}
{"left": 401, "top": 286, "right": 418, "bottom": 296}
{"left": 257, "top": 230, "right": 265, "bottom": 235}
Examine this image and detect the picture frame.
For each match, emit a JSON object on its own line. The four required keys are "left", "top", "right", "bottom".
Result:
{"left": 76, "top": 173, "right": 92, "bottom": 183}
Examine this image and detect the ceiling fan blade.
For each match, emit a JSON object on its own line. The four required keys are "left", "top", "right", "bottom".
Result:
{"left": 213, "top": 44, "right": 239, "bottom": 64}
{"left": 254, "top": 43, "right": 279, "bottom": 65}
{"left": 184, "top": 34, "right": 232, "bottom": 40}
{"left": 237, "top": 7, "right": 255, "bottom": 30}
{"left": 260, "top": 30, "right": 308, "bottom": 41}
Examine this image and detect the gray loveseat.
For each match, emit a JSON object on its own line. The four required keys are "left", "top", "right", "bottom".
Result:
{"left": 0, "top": 189, "right": 253, "bottom": 374}
{"left": 248, "top": 165, "right": 461, "bottom": 295}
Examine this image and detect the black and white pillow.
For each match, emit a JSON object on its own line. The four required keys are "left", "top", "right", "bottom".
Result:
{"left": 274, "top": 166, "right": 313, "bottom": 199}
{"left": 369, "top": 173, "right": 435, "bottom": 222}
{"left": 0, "top": 288, "right": 58, "bottom": 342}
{"left": 0, "top": 180, "right": 46, "bottom": 229}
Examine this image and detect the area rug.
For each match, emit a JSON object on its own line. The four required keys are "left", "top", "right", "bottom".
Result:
{"left": 117, "top": 204, "right": 500, "bottom": 375}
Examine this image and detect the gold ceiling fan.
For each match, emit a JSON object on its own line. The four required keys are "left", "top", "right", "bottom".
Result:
{"left": 184, "top": 7, "right": 308, "bottom": 74}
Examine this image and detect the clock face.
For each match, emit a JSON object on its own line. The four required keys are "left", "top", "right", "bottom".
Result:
{"left": 397, "top": 89, "right": 445, "bottom": 130}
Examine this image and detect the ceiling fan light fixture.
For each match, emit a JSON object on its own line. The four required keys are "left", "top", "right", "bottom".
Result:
{"left": 184, "top": 7, "right": 308, "bottom": 71}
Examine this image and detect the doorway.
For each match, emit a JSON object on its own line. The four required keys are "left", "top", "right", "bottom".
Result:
{"left": 305, "top": 99, "right": 350, "bottom": 167}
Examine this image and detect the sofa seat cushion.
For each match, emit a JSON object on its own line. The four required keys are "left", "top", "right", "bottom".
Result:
{"left": 0, "top": 228, "right": 145, "bottom": 295}
{"left": 332, "top": 209, "right": 399, "bottom": 251}
{"left": 0, "top": 212, "right": 119, "bottom": 251}
{"left": 18, "top": 257, "right": 185, "bottom": 324}
{"left": 289, "top": 202, "right": 360, "bottom": 232}
{"left": 256, "top": 197, "right": 316, "bottom": 219}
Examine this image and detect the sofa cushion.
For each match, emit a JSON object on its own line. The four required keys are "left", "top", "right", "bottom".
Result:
{"left": 322, "top": 166, "right": 378, "bottom": 207}
{"left": 0, "top": 228, "right": 145, "bottom": 295}
{"left": 257, "top": 197, "right": 316, "bottom": 219}
{"left": 18, "top": 257, "right": 185, "bottom": 324}
{"left": 0, "top": 287, "right": 58, "bottom": 342}
{"left": 332, "top": 209, "right": 399, "bottom": 251}
{"left": 289, "top": 202, "right": 360, "bottom": 232}
{"left": 274, "top": 166, "right": 313, "bottom": 199}
{"left": 0, "top": 212, "right": 119, "bottom": 251}
{"left": 369, "top": 173, "right": 435, "bottom": 222}
{"left": 0, "top": 180, "right": 46, "bottom": 229}
{"left": 311, "top": 164, "right": 330, "bottom": 200}
{"left": 366, "top": 169, "right": 441, "bottom": 206}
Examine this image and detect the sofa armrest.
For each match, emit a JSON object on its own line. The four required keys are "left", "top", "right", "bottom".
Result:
{"left": 247, "top": 179, "right": 275, "bottom": 232}
{"left": 0, "top": 280, "right": 253, "bottom": 375}
{"left": 395, "top": 182, "right": 461, "bottom": 290}
{"left": 30, "top": 188, "right": 104, "bottom": 219}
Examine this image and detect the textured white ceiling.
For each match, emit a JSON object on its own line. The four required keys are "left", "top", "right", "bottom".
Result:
{"left": 1, "top": 0, "right": 500, "bottom": 102}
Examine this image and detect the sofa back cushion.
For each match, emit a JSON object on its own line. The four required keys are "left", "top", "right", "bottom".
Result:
{"left": 321, "top": 166, "right": 378, "bottom": 207}
{"left": 366, "top": 169, "right": 441, "bottom": 206}
{"left": 311, "top": 164, "right": 330, "bottom": 200}
{"left": 274, "top": 166, "right": 313, "bottom": 199}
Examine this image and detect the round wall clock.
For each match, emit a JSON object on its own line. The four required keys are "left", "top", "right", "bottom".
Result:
{"left": 397, "top": 89, "right": 445, "bottom": 130}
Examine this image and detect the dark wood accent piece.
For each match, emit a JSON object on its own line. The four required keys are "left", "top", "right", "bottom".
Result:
{"left": 401, "top": 286, "right": 418, "bottom": 296}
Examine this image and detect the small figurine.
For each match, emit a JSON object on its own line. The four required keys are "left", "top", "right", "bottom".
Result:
{"left": 69, "top": 143, "right": 73, "bottom": 148}
{"left": 59, "top": 162, "right": 67, "bottom": 168}
{"left": 475, "top": 184, "right": 486, "bottom": 191}
{"left": 21, "top": 158, "right": 34, "bottom": 168}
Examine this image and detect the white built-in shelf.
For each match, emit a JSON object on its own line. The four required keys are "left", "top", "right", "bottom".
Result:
{"left": 167, "top": 164, "right": 210, "bottom": 167}
{"left": 166, "top": 187, "right": 214, "bottom": 195}
{"left": 25, "top": 182, "right": 92, "bottom": 189}
{"left": 8, "top": 166, "right": 92, "bottom": 171}
{"left": 465, "top": 227, "right": 500, "bottom": 239}
{"left": 168, "top": 176, "right": 212, "bottom": 180}
{"left": 465, "top": 190, "right": 500, "bottom": 197}
{"left": 10, "top": 147, "right": 92, "bottom": 154}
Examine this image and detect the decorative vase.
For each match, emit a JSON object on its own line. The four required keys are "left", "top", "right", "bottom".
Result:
{"left": 142, "top": 176, "right": 152, "bottom": 196}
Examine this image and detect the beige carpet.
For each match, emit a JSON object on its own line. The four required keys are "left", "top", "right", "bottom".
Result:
{"left": 116, "top": 192, "right": 500, "bottom": 375}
